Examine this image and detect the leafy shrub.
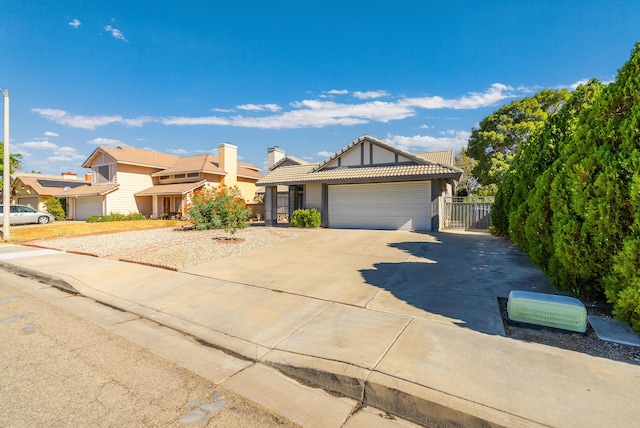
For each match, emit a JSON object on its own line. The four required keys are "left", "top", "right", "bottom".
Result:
{"left": 290, "top": 208, "right": 321, "bottom": 227}
{"left": 186, "top": 184, "right": 252, "bottom": 234}
{"left": 86, "top": 212, "right": 148, "bottom": 223}
{"left": 44, "top": 197, "right": 66, "bottom": 221}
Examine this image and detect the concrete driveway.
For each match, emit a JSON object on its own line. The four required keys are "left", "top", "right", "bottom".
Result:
{"left": 185, "top": 228, "right": 557, "bottom": 335}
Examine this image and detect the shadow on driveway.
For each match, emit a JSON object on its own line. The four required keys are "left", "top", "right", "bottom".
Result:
{"left": 361, "top": 231, "right": 559, "bottom": 335}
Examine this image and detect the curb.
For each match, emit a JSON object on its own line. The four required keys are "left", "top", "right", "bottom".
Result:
{"left": 3, "top": 264, "right": 533, "bottom": 427}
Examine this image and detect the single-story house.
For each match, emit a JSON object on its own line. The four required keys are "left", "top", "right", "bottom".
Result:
{"left": 257, "top": 135, "right": 462, "bottom": 231}
{"left": 57, "top": 143, "right": 262, "bottom": 220}
{"left": 10, "top": 172, "right": 91, "bottom": 211}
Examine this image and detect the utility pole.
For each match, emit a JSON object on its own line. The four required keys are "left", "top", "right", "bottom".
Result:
{"left": 2, "top": 89, "right": 9, "bottom": 241}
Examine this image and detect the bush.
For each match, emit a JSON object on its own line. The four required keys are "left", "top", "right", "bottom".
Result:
{"left": 86, "top": 212, "right": 148, "bottom": 223}
{"left": 290, "top": 208, "right": 321, "bottom": 228}
{"left": 186, "top": 184, "right": 252, "bottom": 234}
{"left": 44, "top": 197, "right": 66, "bottom": 221}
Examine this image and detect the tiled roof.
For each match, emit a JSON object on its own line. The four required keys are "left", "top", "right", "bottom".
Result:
{"left": 414, "top": 150, "right": 455, "bottom": 167}
{"left": 149, "top": 154, "right": 263, "bottom": 180}
{"left": 257, "top": 135, "right": 461, "bottom": 186}
{"left": 257, "top": 163, "right": 460, "bottom": 186}
{"left": 152, "top": 154, "right": 225, "bottom": 176}
{"left": 56, "top": 184, "right": 119, "bottom": 197}
{"left": 271, "top": 156, "right": 310, "bottom": 170}
{"left": 135, "top": 180, "right": 207, "bottom": 196}
{"left": 84, "top": 145, "right": 180, "bottom": 169}
{"left": 237, "top": 166, "right": 264, "bottom": 180}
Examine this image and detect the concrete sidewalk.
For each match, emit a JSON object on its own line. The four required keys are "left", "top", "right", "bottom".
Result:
{"left": 1, "top": 229, "right": 639, "bottom": 427}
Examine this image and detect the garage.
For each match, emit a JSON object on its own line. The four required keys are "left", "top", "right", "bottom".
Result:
{"left": 328, "top": 181, "right": 431, "bottom": 231}
{"left": 75, "top": 196, "right": 104, "bottom": 220}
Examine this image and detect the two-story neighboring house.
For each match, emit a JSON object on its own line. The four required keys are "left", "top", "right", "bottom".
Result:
{"left": 58, "top": 143, "right": 262, "bottom": 220}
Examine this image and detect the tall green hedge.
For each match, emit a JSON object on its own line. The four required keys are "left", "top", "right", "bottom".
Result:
{"left": 488, "top": 41, "right": 640, "bottom": 330}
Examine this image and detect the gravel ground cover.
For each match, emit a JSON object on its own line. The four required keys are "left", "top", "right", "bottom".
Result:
{"left": 35, "top": 226, "right": 306, "bottom": 271}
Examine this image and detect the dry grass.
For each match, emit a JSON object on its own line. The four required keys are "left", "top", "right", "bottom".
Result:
{"left": 4, "top": 220, "right": 192, "bottom": 243}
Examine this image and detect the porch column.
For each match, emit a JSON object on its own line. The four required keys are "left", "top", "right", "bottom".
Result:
{"left": 264, "top": 186, "right": 278, "bottom": 226}
{"left": 152, "top": 195, "right": 158, "bottom": 219}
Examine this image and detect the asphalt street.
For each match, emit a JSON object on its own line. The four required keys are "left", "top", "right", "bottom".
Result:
{"left": 0, "top": 271, "right": 296, "bottom": 428}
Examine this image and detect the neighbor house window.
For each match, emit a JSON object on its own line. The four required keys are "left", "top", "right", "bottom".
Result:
{"left": 174, "top": 174, "right": 186, "bottom": 179}
{"left": 187, "top": 172, "right": 199, "bottom": 178}
{"left": 159, "top": 175, "right": 170, "bottom": 180}
{"left": 94, "top": 164, "right": 113, "bottom": 184}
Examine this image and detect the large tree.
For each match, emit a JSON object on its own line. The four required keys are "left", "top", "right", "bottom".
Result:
{"left": 466, "top": 89, "right": 571, "bottom": 192}
{"left": 0, "top": 142, "right": 23, "bottom": 187}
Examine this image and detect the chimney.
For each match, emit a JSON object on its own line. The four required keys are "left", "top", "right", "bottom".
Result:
{"left": 61, "top": 172, "right": 77, "bottom": 179}
{"left": 267, "top": 146, "right": 285, "bottom": 170}
{"left": 218, "top": 142, "right": 238, "bottom": 186}
{"left": 84, "top": 172, "right": 93, "bottom": 182}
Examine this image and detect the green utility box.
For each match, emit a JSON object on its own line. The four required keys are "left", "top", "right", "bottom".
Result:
{"left": 507, "top": 290, "right": 587, "bottom": 333}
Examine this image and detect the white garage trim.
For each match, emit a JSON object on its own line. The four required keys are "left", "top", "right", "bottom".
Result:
{"left": 76, "top": 196, "right": 104, "bottom": 220}
{"left": 328, "top": 181, "right": 431, "bottom": 231}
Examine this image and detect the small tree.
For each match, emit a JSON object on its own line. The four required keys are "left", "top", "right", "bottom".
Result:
{"left": 44, "top": 197, "right": 66, "bottom": 221}
{"left": 187, "top": 184, "right": 252, "bottom": 235}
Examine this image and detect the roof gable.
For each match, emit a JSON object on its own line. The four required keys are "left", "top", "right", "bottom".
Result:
{"left": 314, "top": 135, "right": 428, "bottom": 172}
{"left": 257, "top": 135, "right": 462, "bottom": 186}
{"left": 272, "top": 156, "right": 310, "bottom": 170}
{"left": 82, "top": 146, "right": 180, "bottom": 169}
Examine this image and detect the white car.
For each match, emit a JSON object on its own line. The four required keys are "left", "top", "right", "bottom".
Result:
{"left": 0, "top": 204, "right": 55, "bottom": 225}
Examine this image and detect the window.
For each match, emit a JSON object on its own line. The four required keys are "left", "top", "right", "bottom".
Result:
{"left": 174, "top": 174, "right": 186, "bottom": 179}
{"left": 187, "top": 172, "right": 199, "bottom": 178}
{"left": 159, "top": 175, "right": 170, "bottom": 180}
{"left": 94, "top": 164, "right": 112, "bottom": 184}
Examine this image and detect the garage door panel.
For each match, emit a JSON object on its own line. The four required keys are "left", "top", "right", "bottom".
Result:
{"left": 329, "top": 182, "right": 430, "bottom": 231}
{"left": 76, "top": 197, "right": 103, "bottom": 220}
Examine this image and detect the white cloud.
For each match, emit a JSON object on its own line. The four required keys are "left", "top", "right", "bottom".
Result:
{"left": 353, "top": 90, "right": 390, "bottom": 100}
{"left": 327, "top": 89, "right": 349, "bottom": 95}
{"left": 44, "top": 131, "right": 59, "bottom": 137}
{"left": 69, "top": 19, "right": 81, "bottom": 28}
{"left": 32, "top": 84, "right": 519, "bottom": 131}
{"left": 104, "top": 25, "right": 127, "bottom": 42}
{"left": 385, "top": 130, "right": 471, "bottom": 152}
{"left": 211, "top": 107, "right": 234, "bottom": 113}
{"left": 419, "top": 124, "right": 430, "bottom": 129}
{"left": 236, "top": 103, "right": 281, "bottom": 112}
{"left": 14, "top": 140, "right": 85, "bottom": 166}
{"left": 316, "top": 150, "right": 333, "bottom": 158}
{"left": 402, "top": 83, "right": 514, "bottom": 110}
{"left": 167, "top": 148, "right": 189, "bottom": 155}
{"left": 32, "top": 108, "right": 145, "bottom": 129}
{"left": 87, "top": 137, "right": 126, "bottom": 147}
{"left": 18, "top": 140, "right": 58, "bottom": 150}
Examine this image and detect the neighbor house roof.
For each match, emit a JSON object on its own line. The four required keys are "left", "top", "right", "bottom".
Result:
{"left": 82, "top": 145, "right": 180, "bottom": 169}
{"left": 135, "top": 180, "right": 207, "bottom": 197}
{"left": 414, "top": 150, "right": 455, "bottom": 167}
{"left": 56, "top": 184, "right": 119, "bottom": 197}
{"left": 151, "top": 155, "right": 226, "bottom": 176}
{"left": 12, "top": 173, "right": 90, "bottom": 196}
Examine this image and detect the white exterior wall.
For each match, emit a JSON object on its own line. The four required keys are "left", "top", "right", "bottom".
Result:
{"left": 371, "top": 145, "right": 396, "bottom": 163}
{"left": 340, "top": 148, "right": 361, "bottom": 166}
{"left": 304, "top": 183, "right": 323, "bottom": 211}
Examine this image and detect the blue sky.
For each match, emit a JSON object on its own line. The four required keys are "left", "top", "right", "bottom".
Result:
{"left": 1, "top": 1, "right": 639, "bottom": 175}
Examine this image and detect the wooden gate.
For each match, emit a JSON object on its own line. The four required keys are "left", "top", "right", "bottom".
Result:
{"left": 444, "top": 197, "right": 494, "bottom": 230}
